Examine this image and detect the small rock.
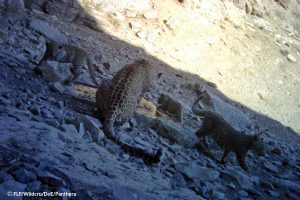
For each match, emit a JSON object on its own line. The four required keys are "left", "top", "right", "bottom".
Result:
{"left": 29, "top": 18, "right": 68, "bottom": 44}
{"left": 287, "top": 54, "right": 296, "bottom": 63}
{"left": 175, "top": 163, "right": 220, "bottom": 182}
{"left": 79, "top": 122, "right": 85, "bottom": 138}
{"left": 136, "top": 31, "right": 146, "bottom": 39}
{"left": 260, "top": 181, "right": 275, "bottom": 190}
{"left": 264, "top": 162, "right": 280, "bottom": 173}
{"left": 37, "top": 171, "right": 66, "bottom": 187}
{"left": 121, "top": 122, "right": 131, "bottom": 130}
{"left": 238, "top": 190, "right": 248, "bottom": 197}
{"left": 26, "top": 181, "right": 41, "bottom": 191}
{"left": 54, "top": 101, "right": 64, "bottom": 109}
{"left": 80, "top": 115, "right": 104, "bottom": 143}
{"left": 267, "top": 190, "right": 280, "bottom": 197}
{"left": 12, "top": 168, "right": 37, "bottom": 183}
{"left": 0, "top": 97, "right": 11, "bottom": 105}
{"left": 29, "top": 107, "right": 40, "bottom": 115}
{"left": 272, "top": 147, "right": 281, "bottom": 155}
{"left": 143, "top": 10, "right": 158, "bottom": 19}
{"left": 221, "top": 169, "right": 254, "bottom": 189}
{"left": 129, "top": 21, "right": 142, "bottom": 30}
{"left": 170, "top": 172, "right": 186, "bottom": 188}
{"left": 151, "top": 118, "right": 197, "bottom": 147}
{"left": 212, "top": 190, "right": 225, "bottom": 200}
{"left": 50, "top": 82, "right": 65, "bottom": 93}
{"left": 0, "top": 171, "right": 14, "bottom": 183}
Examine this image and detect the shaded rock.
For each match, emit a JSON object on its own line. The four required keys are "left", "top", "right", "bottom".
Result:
{"left": 260, "top": 180, "right": 275, "bottom": 190}
{"left": 0, "top": 171, "right": 14, "bottom": 183}
{"left": 263, "top": 162, "right": 280, "bottom": 173}
{"left": 287, "top": 54, "right": 296, "bottom": 63}
{"left": 212, "top": 190, "right": 225, "bottom": 200}
{"left": 37, "top": 171, "right": 66, "bottom": 187}
{"left": 0, "top": 180, "right": 27, "bottom": 200}
{"left": 29, "top": 19, "right": 68, "bottom": 44}
{"left": 238, "top": 190, "right": 248, "bottom": 197}
{"left": 151, "top": 117, "right": 197, "bottom": 147}
{"left": 37, "top": 60, "right": 73, "bottom": 83}
{"left": 267, "top": 190, "right": 280, "bottom": 197}
{"left": 221, "top": 169, "right": 254, "bottom": 189}
{"left": 274, "top": 0, "right": 291, "bottom": 9}
{"left": 272, "top": 147, "right": 281, "bottom": 155}
{"left": 12, "top": 168, "right": 37, "bottom": 183}
{"left": 50, "top": 82, "right": 65, "bottom": 93}
{"left": 80, "top": 115, "right": 104, "bottom": 143}
{"left": 26, "top": 181, "right": 41, "bottom": 191}
{"left": 157, "top": 93, "right": 183, "bottom": 122}
{"left": 170, "top": 172, "right": 187, "bottom": 188}
{"left": 272, "top": 177, "right": 300, "bottom": 191}
{"left": 175, "top": 163, "right": 220, "bottom": 182}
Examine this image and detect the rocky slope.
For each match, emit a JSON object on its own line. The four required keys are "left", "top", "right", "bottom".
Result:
{"left": 0, "top": 0, "right": 300, "bottom": 200}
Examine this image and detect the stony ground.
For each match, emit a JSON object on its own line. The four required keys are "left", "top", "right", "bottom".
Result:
{"left": 0, "top": 0, "right": 300, "bottom": 200}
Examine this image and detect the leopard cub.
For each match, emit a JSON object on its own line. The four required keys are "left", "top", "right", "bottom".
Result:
{"left": 192, "top": 96, "right": 266, "bottom": 171}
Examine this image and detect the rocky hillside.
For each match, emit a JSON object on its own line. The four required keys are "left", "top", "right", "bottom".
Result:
{"left": 0, "top": 0, "right": 300, "bottom": 199}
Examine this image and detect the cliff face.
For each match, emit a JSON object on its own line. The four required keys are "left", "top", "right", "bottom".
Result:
{"left": 0, "top": 0, "right": 299, "bottom": 199}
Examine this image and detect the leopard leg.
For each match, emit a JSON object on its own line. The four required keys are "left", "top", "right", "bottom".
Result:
{"left": 219, "top": 149, "right": 230, "bottom": 164}
{"left": 236, "top": 153, "right": 249, "bottom": 171}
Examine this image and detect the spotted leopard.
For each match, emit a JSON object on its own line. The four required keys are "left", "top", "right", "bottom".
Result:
{"left": 96, "top": 59, "right": 163, "bottom": 164}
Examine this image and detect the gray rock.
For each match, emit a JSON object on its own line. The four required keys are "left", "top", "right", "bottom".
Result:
{"left": 30, "top": 19, "right": 69, "bottom": 44}
{"left": 221, "top": 169, "right": 254, "bottom": 189}
{"left": 50, "top": 82, "right": 65, "bottom": 93}
{"left": 170, "top": 172, "right": 186, "bottom": 188}
{"left": 0, "top": 171, "right": 14, "bottom": 183}
{"left": 238, "top": 190, "right": 248, "bottom": 197}
{"left": 79, "top": 122, "right": 85, "bottom": 138}
{"left": 12, "top": 168, "right": 37, "bottom": 183}
{"left": 0, "top": 97, "right": 11, "bottom": 105}
{"left": 272, "top": 177, "right": 300, "bottom": 191}
{"left": 0, "top": 180, "right": 27, "bottom": 200}
{"left": 260, "top": 180, "right": 275, "bottom": 190}
{"left": 263, "top": 162, "right": 280, "bottom": 173}
{"left": 272, "top": 147, "right": 281, "bottom": 155}
{"left": 80, "top": 115, "right": 104, "bottom": 143}
{"left": 37, "top": 171, "right": 66, "bottom": 187}
{"left": 287, "top": 54, "right": 297, "bottom": 63}
{"left": 26, "top": 181, "right": 41, "bottom": 191}
{"left": 38, "top": 60, "right": 73, "bottom": 83}
{"left": 176, "top": 163, "right": 220, "bottom": 182}
{"left": 157, "top": 93, "right": 183, "bottom": 122}
{"left": 29, "top": 107, "right": 40, "bottom": 115}
{"left": 267, "top": 190, "right": 280, "bottom": 197}
{"left": 151, "top": 118, "right": 197, "bottom": 147}
{"left": 212, "top": 190, "right": 225, "bottom": 200}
